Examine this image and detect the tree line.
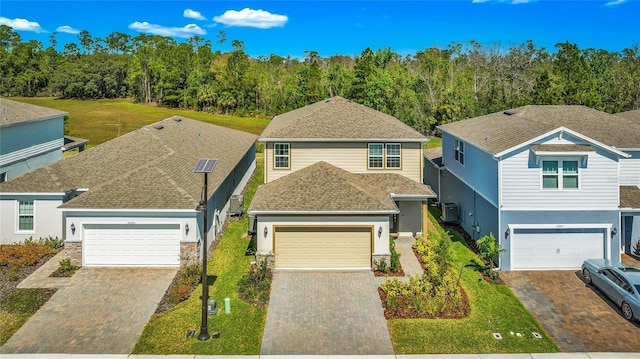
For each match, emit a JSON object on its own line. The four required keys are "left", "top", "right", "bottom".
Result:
{"left": 1, "top": 25, "right": 638, "bottom": 132}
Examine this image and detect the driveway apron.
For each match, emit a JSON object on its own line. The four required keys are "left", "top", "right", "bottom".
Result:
{"left": 261, "top": 271, "right": 394, "bottom": 355}
{"left": 502, "top": 270, "right": 640, "bottom": 352}
{"left": 1, "top": 266, "right": 176, "bottom": 354}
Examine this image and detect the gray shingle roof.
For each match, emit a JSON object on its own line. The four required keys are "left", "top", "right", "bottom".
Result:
{"left": 438, "top": 105, "right": 640, "bottom": 155}
{"left": 260, "top": 96, "right": 426, "bottom": 141}
{"left": 248, "top": 161, "right": 434, "bottom": 213}
{"left": 530, "top": 144, "right": 594, "bottom": 152}
{"left": 423, "top": 147, "right": 443, "bottom": 167}
{"left": 616, "top": 109, "right": 640, "bottom": 124}
{"left": 0, "top": 116, "right": 257, "bottom": 210}
{"left": 0, "top": 98, "right": 67, "bottom": 127}
{"left": 620, "top": 186, "right": 640, "bottom": 209}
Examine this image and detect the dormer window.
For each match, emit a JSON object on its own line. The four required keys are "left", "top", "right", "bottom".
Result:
{"left": 454, "top": 138, "right": 465, "bottom": 165}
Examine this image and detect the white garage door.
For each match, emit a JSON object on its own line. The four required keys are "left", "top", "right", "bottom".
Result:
{"left": 275, "top": 227, "right": 372, "bottom": 269}
{"left": 511, "top": 228, "right": 605, "bottom": 270}
{"left": 84, "top": 223, "right": 181, "bottom": 267}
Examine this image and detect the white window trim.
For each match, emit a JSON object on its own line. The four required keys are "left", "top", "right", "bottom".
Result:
{"left": 386, "top": 143, "right": 402, "bottom": 169}
{"left": 16, "top": 199, "right": 35, "bottom": 234}
{"left": 368, "top": 143, "right": 384, "bottom": 169}
{"left": 274, "top": 143, "right": 290, "bottom": 169}
{"left": 540, "top": 158, "right": 581, "bottom": 191}
{"left": 454, "top": 138, "right": 465, "bottom": 166}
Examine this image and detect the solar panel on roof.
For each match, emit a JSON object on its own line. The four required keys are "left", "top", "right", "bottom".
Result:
{"left": 193, "top": 158, "right": 218, "bottom": 173}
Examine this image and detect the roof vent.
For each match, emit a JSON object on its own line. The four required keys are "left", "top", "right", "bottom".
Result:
{"left": 485, "top": 136, "right": 490, "bottom": 141}
{"left": 324, "top": 98, "right": 331, "bottom": 103}
{"left": 153, "top": 124, "right": 164, "bottom": 130}
{"left": 173, "top": 117, "right": 182, "bottom": 122}
{"left": 503, "top": 110, "right": 516, "bottom": 116}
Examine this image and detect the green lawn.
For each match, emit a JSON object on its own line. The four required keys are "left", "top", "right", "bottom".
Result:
{"left": 388, "top": 208, "right": 560, "bottom": 354}
{"left": 11, "top": 97, "right": 270, "bottom": 147}
{"left": 133, "top": 153, "right": 266, "bottom": 355}
{"left": 426, "top": 136, "right": 442, "bottom": 148}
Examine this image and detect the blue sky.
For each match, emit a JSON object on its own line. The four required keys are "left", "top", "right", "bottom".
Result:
{"left": 1, "top": 0, "right": 638, "bottom": 58}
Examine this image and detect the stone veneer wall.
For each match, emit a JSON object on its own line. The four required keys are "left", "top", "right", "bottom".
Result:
{"left": 180, "top": 242, "right": 199, "bottom": 267}
{"left": 372, "top": 254, "right": 391, "bottom": 271}
{"left": 255, "top": 252, "right": 275, "bottom": 269}
{"left": 65, "top": 242, "right": 82, "bottom": 266}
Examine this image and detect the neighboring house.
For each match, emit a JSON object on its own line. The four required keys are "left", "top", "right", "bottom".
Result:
{"left": 0, "top": 98, "right": 67, "bottom": 182}
{"left": 424, "top": 105, "right": 640, "bottom": 270}
{"left": 0, "top": 116, "right": 257, "bottom": 267}
{"left": 248, "top": 96, "right": 435, "bottom": 270}
{"left": 615, "top": 109, "right": 640, "bottom": 254}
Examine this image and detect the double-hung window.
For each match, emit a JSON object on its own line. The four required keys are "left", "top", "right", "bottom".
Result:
{"left": 454, "top": 139, "right": 465, "bottom": 165}
{"left": 386, "top": 143, "right": 401, "bottom": 169}
{"left": 18, "top": 200, "right": 34, "bottom": 231}
{"left": 368, "top": 143, "right": 384, "bottom": 168}
{"left": 542, "top": 160, "right": 579, "bottom": 190}
{"left": 274, "top": 143, "right": 290, "bottom": 169}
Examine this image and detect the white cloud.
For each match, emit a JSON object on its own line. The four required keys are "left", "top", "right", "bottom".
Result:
{"left": 0, "top": 17, "right": 45, "bottom": 32}
{"left": 605, "top": 0, "right": 626, "bottom": 6}
{"left": 184, "top": 9, "right": 205, "bottom": 21}
{"left": 56, "top": 25, "right": 80, "bottom": 34}
{"left": 213, "top": 8, "right": 288, "bottom": 29}
{"left": 128, "top": 22, "right": 206, "bottom": 38}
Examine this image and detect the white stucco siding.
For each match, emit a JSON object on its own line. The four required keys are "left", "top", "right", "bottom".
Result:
{"left": 620, "top": 151, "right": 640, "bottom": 186}
{"left": 0, "top": 195, "right": 64, "bottom": 244}
{"left": 265, "top": 142, "right": 422, "bottom": 183}
{"left": 501, "top": 137, "right": 620, "bottom": 210}
{"left": 256, "top": 215, "right": 390, "bottom": 256}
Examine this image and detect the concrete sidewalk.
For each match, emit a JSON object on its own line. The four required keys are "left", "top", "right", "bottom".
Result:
{"left": 2, "top": 353, "right": 640, "bottom": 358}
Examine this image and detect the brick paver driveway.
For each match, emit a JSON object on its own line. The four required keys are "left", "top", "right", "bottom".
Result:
{"left": 261, "top": 271, "right": 394, "bottom": 355}
{"left": 502, "top": 269, "right": 640, "bottom": 352}
{"left": 0, "top": 266, "right": 176, "bottom": 354}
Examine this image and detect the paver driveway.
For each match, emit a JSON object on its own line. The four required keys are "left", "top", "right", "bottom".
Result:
{"left": 0, "top": 264, "right": 176, "bottom": 354}
{"left": 502, "top": 269, "right": 640, "bottom": 352}
{"left": 261, "top": 271, "right": 394, "bottom": 355}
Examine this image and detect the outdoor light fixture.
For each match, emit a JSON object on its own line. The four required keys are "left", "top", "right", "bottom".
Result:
{"left": 504, "top": 228, "right": 510, "bottom": 239}
{"left": 185, "top": 223, "right": 190, "bottom": 235}
{"left": 193, "top": 158, "right": 218, "bottom": 342}
{"left": 611, "top": 227, "right": 617, "bottom": 237}
{"left": 378, "top": 226, "right": 383, "bottom": 238}
{"left": 263, "top": 226, "right": 268, "bottom": 239}
{"left": 70, "top": 223, "right": 76, "bottom": 235}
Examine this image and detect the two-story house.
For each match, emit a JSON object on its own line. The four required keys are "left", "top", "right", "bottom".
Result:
{"left": 0, "top": 98, "right": 67, "bottom": 182}
{"left": 248, "top": 96, "right": 435, "bottom": 269}
{"left": 424, "top": 105, "right": 640, "bottom": 270}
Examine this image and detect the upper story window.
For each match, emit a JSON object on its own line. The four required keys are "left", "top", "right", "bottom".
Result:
{"left": 542, "top": 160, "right": 579, "bottom": 190}
{"left": 0, "top": 172, "right": 6, "bottom": 183}
{"left": 368, "top": 143, "right": 401, "bottom": 169}
{"left": 18, "top": 200, "right": 34, "bottom": 231}
{"left": 274, "top": 143, "right": 290, "bottom": 169}
{"left": 454, "top": 139, "right": 465, "bottom": 165}
{"left": 386, "top": 143, "right": 401, "bottom": 169}
{"left": 368, "top": 143, "right": 384, "bottom": 168}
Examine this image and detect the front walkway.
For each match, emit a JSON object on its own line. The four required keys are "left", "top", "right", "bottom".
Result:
{"left": 1, "top": 253, "right": 176, "bottom": 354}
{"left": 261, "top": 271, "right": 394, "bottom": 355}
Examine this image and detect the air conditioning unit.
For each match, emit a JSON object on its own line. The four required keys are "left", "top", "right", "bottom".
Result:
{"left": 248, "top": 214, "right": 257, "bottom": 234}
{"left": 229, "top": 194, "right": 244, "bottom": 216}
{"left": 442, "top": 203, "right": 458, "bottom": 223}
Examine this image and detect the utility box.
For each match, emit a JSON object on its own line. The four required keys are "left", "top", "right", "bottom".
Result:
{"left": 442, "top": 203, "right": 458, "bottom": 223}
{"left": 207, "top": 299, "right": 218, "bottom": 315}
{"left": 229, "top": 195, "right": 244, "bottom": 217}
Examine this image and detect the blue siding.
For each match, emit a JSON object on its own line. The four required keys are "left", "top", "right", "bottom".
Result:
{"left": 441, "top": 133, "right": 498, "bottom": 205}
{"left": 423, "top": 159, "right": 440, "bottom": 199}
{"left": 0, "top": 117, "right": 64, "bottom": 155}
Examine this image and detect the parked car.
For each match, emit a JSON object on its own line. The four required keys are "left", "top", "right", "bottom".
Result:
{"left": 581, "top": 259, "right": 640, "bottom": 321}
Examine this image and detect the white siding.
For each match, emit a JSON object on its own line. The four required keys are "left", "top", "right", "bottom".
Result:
{"left": 256, "top": 215, "right": 390, "bottom": 256}
{"left": 264, "top": 142, "right": 422, "bottom": 183}
{"left": 501, "top": 137, "right": 619, "bottom": 210}
{"left": 620, "top": 151, "right": 640, "bottom": 186}
{"left": 0, "top": 195, "right": 64, "bottom": 244}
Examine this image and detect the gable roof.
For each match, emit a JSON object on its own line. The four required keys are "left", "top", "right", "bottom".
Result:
{"left": 616, "top": 109, "right": 640, "bottom": 124}
{"left": 0, "top": 98, "right": 67, "bottom": 127}
{"left": 0, "top": 116, "right": 257, "bottom": 210}
{"left": 438, "top": 105, "right": 640, "bottom": 155}
{"left": 259, "top": 96, "right": 426, "bottom": 142}
{"left": 248, "top": 161, "right": 434, "bottom": 214}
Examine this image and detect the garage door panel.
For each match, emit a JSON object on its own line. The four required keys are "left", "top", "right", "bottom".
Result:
{"left": 512, "top": 228, "right": 605, "bottom": 270}
{"left": 275, "top": 227, "right": 371, "bottom": 269}
{"left": 84, "top": 224, "right": 180, "bottom": 267}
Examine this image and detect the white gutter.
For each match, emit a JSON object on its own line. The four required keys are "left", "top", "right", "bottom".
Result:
{"left": 390, "top": 194, "right": 436, "bottom": 200}
{"left": 248, "top": 209, "right": 399, "bottom": 215}
{"left": 0, "top": 192, "right": 66, "bottom": 196}
{"left": 259, "top": 138, "right": 426, "bottom": 143}
{"left": 59, "top": 208, "right": 199, "bottom": 213}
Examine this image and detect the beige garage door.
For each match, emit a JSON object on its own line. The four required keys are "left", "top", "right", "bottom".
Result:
{"left": 275, "top": 226, "right": 372, "bottom": 269}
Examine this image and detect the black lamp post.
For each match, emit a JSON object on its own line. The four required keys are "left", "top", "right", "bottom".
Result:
{"left": 193, "top": 158, "right": 217, "bottom": 341}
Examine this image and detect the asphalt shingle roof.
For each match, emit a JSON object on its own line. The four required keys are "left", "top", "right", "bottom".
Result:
{"left": 248, "top": 161, "right": 434, "bottom": 213}
{"left": 620, "top": 186, "right": 640, "bottom": 210}
{"left": 423, "top": 147, "right": 443, "bottom": 167}
{"left": 530, "top": 144, "right": 594, "bottom": 152}
{"left": 0, "top": 116, "right": 257, "bottom": 209}
{"left": 616, "top": 109, "right": 640, "bottom": 124}
{"left": 438, "top": 105, "right": 640, "bottom": 155}
{"left": 0, "top": 98, "right": 67, "bottom": 127}
{"left": 260, "top": 96, "right": 426, "bottom": 141}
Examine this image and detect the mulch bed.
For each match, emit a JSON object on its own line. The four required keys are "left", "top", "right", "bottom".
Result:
{"left": 0, "top": 247, "right": 60, "bottom": 305}
{"left": 374, "top": 267, "right": 405, "bottom": 277}
{"left": 378, "top": 286, "right": 470, "bottom": 320}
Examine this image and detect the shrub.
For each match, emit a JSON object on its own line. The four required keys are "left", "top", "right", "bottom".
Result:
{"left": 167, "top": 285, "right": 194, "bottom": 306}
{"left": 237, "top": 260, "right": 272, "bottom": 306}
{"left": 376, "top": 258, "right": 389, "bottom": 273}
{"left": 50, "top": 258, "right": 80, "bottom": 277}
{"left": 22, "top": 236, "right": 64, "bottom": 249}
{"left": 477, "top": 233, "right": 506, "bottom": 280}
{"left": 389, "top": 239, "right": 401, "bottom": 273}
{"left": 0, "top": 244, "right": 56, "bottom": 269}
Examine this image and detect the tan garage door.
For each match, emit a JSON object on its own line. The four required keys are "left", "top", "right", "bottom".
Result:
{"left": 275, "top": 226, "right": 372, "bottom": 269}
